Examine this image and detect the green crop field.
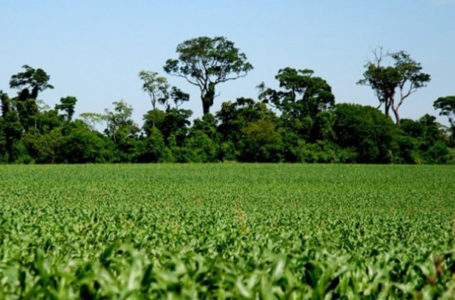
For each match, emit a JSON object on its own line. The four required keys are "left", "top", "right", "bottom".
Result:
{"left": 0, "top": 164, "right": 455, "bottom": 299}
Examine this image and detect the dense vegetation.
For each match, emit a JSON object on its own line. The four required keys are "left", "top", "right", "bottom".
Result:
{"left": 1, "top": 37, "right": 454, "bottom": 164}
{"left": 0, "top": 164, "right": 454, "bottom": 298}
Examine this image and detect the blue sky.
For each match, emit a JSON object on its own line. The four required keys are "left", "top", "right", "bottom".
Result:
{"left": 1, "top": 0, "right": 454, "bottom": 124}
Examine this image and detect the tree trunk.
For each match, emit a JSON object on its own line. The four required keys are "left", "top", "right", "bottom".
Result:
{"left": 31, "top": 86, "right": 39, "bottom": 100}
{"left": 384, "top": 101, "right": 390, "bottom": 117}
{"left": 6, "top": 138, "right": 14, "bottom": 163}
{"left": 392, "top": 107, "right": 400, "bottom": 125}
{"left": 202, "top": 100, "right": 211, "bottom": 115}
{"left": 151, "top": 98, "right": 156, "bottom": 128}
{"left": 201, "top": 83, "right": 215, "bottom": 115}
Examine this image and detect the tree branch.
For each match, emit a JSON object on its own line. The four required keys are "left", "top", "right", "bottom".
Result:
{"left": 214, "top": 72, "right": 247, "bottom": 84}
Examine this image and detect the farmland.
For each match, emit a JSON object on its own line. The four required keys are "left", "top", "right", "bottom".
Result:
{"left": 0, "top": 164, "right": 455, "bottom": 299}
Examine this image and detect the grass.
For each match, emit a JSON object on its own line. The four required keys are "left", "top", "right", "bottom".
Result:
{"left": 0, "top": 164, "right": 454, "bottom": 299}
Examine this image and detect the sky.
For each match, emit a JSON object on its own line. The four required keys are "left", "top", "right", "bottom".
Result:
{"left": 0, "top": 0, "right": 454, "bottom": 125}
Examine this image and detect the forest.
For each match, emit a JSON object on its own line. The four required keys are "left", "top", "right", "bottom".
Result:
{"left": 1, "top": 36, "right": 454, "bottom": 164}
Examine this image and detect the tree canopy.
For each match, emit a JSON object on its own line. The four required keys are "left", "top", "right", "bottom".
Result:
{"left": 0, "top": 40, "right": 452, "bottom": 164}
{"left": 10, "top": 65, "right": 54, "bottom": 100}
{"left": 164, "top": 36, "right": 253, "bottom": 115}
{"left": 358, "top": 49, "right": 430, "bottom": 124}
{"left": 434, "top": 95, "right": 455, "bottom": 141}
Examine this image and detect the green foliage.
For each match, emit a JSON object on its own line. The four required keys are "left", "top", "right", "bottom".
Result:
{"left": 333, "top": 104, "right": 397, "bottom": 163}
{"left": 79, "top": 112, "right": 106, "bottom": 130}
{"left": 240, "top": 119, "right": 283, "bottom": 162}
{"left": 57, "top": 121, "right": 111, "bottom": 163}
{"left": 260, "top": 68, "right": 335, "bottom": 120}
{"left": 22, "top": 129, "right": 62, "bottom": 163}
{"left": 55, "top": 96, "right": 77, "bottom": 121}
{"left": 259, "top": 67, "right": 335, "bottom": 143}
{"left": 9, "top": 65, "right": 54, "bottom": 100}
{"left": 395, "top": 134, "right": 420, "bottom": 164}
{"left": 1, "top": 109, "right": 24, "bottom": 163}
{"left": 138, "top": 71, "right": 170, "bottom": 116}
{"left": 164, "top": 36, "right": 253, "bottom": 114}
{"left": 299, "top": 140, "right": 355, "bottom": 163}
{"left": 143, "top": 108, "right": 192, "bottom": 147}
{"left": 0, "top": 164, "right": 455, "bottom": 298}
{"left": 103, "top": 101, "right": 139, "bottom": 162}
{"left": 425, "top": 141, "right": 450, "bottom": 164}
{"left": 0, "top": 49, "right": 452, "bottom": 164}
{"left": 134, "top": 127, "right": 170, "bottom": 163}
{"left": 185, "top": 130, "right": 217, "bottom": 162}
{"left": 434, "top": 95, "right": 455, "bottom": 142}
{"left": 217, "top": 98, "right": 277, "bottom": 161}
{"left": 358, "top": 49, "right": 431, "bottom": 124}
{"left": 400, "top": 115, "right": 450, "bottom": 163}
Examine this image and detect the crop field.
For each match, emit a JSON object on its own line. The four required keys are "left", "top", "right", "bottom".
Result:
{"left": 0, "top": 164, "right": 455, "bottom": 299}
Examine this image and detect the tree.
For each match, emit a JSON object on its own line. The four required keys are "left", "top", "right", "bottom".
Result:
{"left": 0, "top": 90, "right": 11, "bottom": 117}
{"left": 138, "top": 71, "right": 190, "bottom": 127}
{"left": 164, "top": 36, "right": 253, "bottom": 115}
{"left": 80, "top": 112, "right": 106, "bottom": 131}
{"left": 104, "top": 100, "right": 139, "bottom": 161}
{"left": 104, "top": 100, "right": 137, "bottom": 140}
{"left": 240, "top": 119, "right": 283, "bottom": 162}
{"left": 333, "top": 104, "right": 397, "bottom": 163}
{"left": 9, "top": 65, "right": 54, "bottom": 130}
{"left": 0, "top": 91, "right": 23, "bottom": 162}
{"left": 55, "top": 96, "right": 77, "bottom": 121}
{"left": 216, "top": 97, "right": 276, "bottom": 145}
{"left": 134, "top": 127, "right": 168, "bottom": 163}
{"left": 433, "top": 96, "right": 455, "bottom": 139}
{"left": 58, "top": 120, "right": 111, "bottom": 163}
{"left": 259, "top": 67, "right": 335, "bottom": 141}
{"left": 401, "top": 114, "right": 448, "bottom": 156}
{"left": 169, "top": 86, "right": 190, "bottom": 109}
{"left": 0, "top": 91, "right": 9, "bottom": 161}
{"left": 143, "top": 108, "right": 192, "bottom": 146}
{"left": 260, "top": 67, "right": 334, "bottom": 117}
{"left": 358, "top": 49, "right": 431, "bottom": 124}
{"left": 184, "top": 130, "right": 217, "bottom": 162}
{"left": 22, "top": 128, "right": 62, "bottom": 164}
{"left": 9, "top": 65, "right": 54, "bottom": 100}
{"left": 1, "top": 110, "right": 23, "bottom": 163}
{"left": 139, "top": 71, "right": 169, "bottom": 115}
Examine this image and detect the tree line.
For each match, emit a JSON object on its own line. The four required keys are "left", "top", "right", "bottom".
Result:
{"left": 1, "top": 36, "right": 454, "bottom": 164}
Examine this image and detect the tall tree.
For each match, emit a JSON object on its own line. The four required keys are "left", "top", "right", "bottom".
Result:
{"left": 10, "top": 65, "right": 53, "bottom": 100}
{"left": 259, "top": 67, "right": 335, "bottom": 141}
{"left": 104, "top": 100, "right": 139, "bottom": 162}
{"left": 169, "top": 86, "right": 190, "bottom": 109}
{"left": 138, "top": 71, "right": 169, "bottom": 127}
{"left": 259, "top": 68, "right": 335, "bottom": 118}
{"left": 9, "top": 65, "right": 54, "bottom": 130}
{"left": 433, "top": 95, "right": 455, "bottom": 139}
{"left": 358, "top": 49, "right": 431, "bottom": 124}
{"left": 0, "top": 91, "right": 23, "bottom": 162}
{"left": 0, "top": 90, "right": 11, "bottom": 117}
{"left": 104, "top": 100, "right": 138, "bottom": 142}
{"left": 164, "top": 36, "right": 253, "bottom": 115}
{"left": 139, "top": 71, "right": 169, "bottom": 110}
{"left": 55, "top": 96, "right": 77, "bottom": 121}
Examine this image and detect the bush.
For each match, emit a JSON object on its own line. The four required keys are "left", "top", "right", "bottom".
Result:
{"left": 134, "top": 127, "right": 171, "bottom": 163}
{"left": 57, "top": 121, "right": 111, "bottom": 163}
{"left": 333, "top": 104, "right": 397, "bottom": 163}
{"left": 185, "top": 130, "right": 217, "bottom": 162}
{"left": 239, "top": 119, "right": 283, "bottom": 162}
{"left": 425, "top": 141, "right": 450, "bottom": 164}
